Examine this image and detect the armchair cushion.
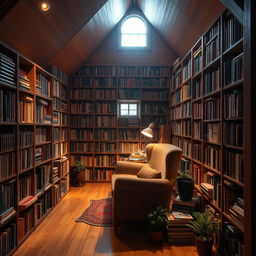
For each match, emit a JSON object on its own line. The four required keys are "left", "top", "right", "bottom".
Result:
{"left": 137, "top": 165, "right": 161, "bottom": 179}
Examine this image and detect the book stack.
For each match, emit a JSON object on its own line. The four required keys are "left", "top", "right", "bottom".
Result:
{"left": 18, "top": 195, "right": 37, "bottom": 210}
{"left": 167, "top": 211, "right": 195, "bottom": 244}
{"left": 52, "top": 167, "right": 59, "bottom": 183}
{"left": 0, "top": 207, "right": 16, "bottom": 225}
{"left": 200, "top": 183, "right": 214, "bottom": 199}
{"left": 0, "top": 53, "right": 15, "bottom": 86}
{"left": 172, "top": 196, "right": 200, "bottom": 214}
{"left": 19, "top": 69, "right": 30, "bottom": 90}
{"left": 229, "top": 197, "right": 244, "bottom": 231}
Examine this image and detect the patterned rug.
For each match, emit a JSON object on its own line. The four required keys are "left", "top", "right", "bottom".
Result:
{"left": 76, "top": 198, "right": 113, "bottom": 227}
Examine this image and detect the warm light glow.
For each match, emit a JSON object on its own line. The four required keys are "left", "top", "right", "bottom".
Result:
{"left": 141, "top": 123, "right": 155, "bottom": 138}
{"left": 40, "top": 1, "right": 50, "bottom": 12}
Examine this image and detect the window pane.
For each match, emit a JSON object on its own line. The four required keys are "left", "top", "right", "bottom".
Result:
{"left": 129, "top": 110, "right": 137, "bottom": 116}
{"left": 121, "top": 109, "right": 128, "bottom": 115}
{"left": 129, "top": 104, "right": 137, "bottom": 110}
{"left": 121, "top": 17, "right": 147, "bottom": 33}
{"left": 120, "top": 104, "right": 128, "bottom": 110}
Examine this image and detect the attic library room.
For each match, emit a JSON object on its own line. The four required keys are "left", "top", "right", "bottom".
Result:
{"left": 0, "top": 0, "right": 255, "bottom": 255}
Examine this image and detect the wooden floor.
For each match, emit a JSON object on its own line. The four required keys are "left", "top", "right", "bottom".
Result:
{"left": 14, "top": 183, "right": 198, "bottom": 256}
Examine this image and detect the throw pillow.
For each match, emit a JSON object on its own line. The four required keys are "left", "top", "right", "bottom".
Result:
{"left": 137, "top": 165, "right": 161, "bottom": 179}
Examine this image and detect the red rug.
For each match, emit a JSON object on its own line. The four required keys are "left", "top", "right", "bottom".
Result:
{"left": 76, "top": 198, "right": 113, "bottom": 227}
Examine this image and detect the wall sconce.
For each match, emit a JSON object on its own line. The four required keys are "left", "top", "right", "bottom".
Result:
{"left": 40, "top": 1, "right": 51, "bottom": 12}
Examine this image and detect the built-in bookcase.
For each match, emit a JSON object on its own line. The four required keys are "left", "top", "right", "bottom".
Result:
{"left": 0, "top": 42, "right": 70, "bottom": 255}
{"left": 69, "top": 65, "right": 170, "bottom": 182}
{"left": 170, "top": 10, "right": 244, "bottom": 255}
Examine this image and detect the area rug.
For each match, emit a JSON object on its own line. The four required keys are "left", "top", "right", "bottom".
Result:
{"left": 76, "top": 198, "right": 113, "bottom": 227}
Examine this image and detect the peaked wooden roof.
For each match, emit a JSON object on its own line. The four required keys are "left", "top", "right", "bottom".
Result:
{"left": 0, "top": 0, "right": 224, "bottom": 74}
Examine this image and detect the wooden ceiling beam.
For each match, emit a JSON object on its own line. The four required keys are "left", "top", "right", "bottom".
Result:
{"left": 220, "top": 0, "right": 244, "bottom": 24}
{"left": 0, "top": 0, "right": 20, "bottom": 20}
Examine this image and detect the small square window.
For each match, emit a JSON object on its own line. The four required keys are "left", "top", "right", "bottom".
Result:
{"left": 119, "top": 102, "right": 139, "bottom": 117}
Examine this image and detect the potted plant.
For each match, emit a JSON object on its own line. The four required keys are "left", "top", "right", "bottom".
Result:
{"left": 186, "top": 209, "right": 219, "bottom": 256}
{"left": 72, "top": 161, "right": 86, "bottom": 187}
{"left": 147, "top": 206, "right": 169, "bottom": 244}
{"left": 177, "top": 169, "right": 194, "bottom": 201}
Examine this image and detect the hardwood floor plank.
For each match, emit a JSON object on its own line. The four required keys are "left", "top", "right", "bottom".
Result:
{"left": 14, "top": 183, "right": 198, "bottom": 256}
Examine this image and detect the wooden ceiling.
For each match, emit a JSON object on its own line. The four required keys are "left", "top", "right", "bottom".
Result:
{"left": 0, "top": 0, "right": 225, "bottom": 74}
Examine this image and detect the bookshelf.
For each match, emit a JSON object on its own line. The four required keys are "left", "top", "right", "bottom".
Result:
{"left": 170, "top": 10, "right": 244, "bottom": 255}
{"left": 69, "top": 65, "right": 170, "bottom": 182}
{"left": 0, "top": 42, "right": 70, "bottom": 255}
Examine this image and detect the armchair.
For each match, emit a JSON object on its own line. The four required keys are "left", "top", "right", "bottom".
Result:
{"left": 111, "top": 143, "right": 182, "bottom": 230}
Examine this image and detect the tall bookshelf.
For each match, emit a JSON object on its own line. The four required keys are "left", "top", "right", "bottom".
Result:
{"left": 69, "top": 65, "right": 170, "bottom": 181}
{"left": 0, "top": 42, "right": 70, "bottom": 255}
{"left": 170, "top": 11, "right": 244, "bottom": 255}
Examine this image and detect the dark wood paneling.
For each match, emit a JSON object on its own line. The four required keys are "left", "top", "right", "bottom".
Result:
{"left": 84, "top": 24, "right": 176, "bottom": 67}
{"left": 51, "top": 0, "right": 132, "bottom": 74}
{"left": 0, "top": 0, "right": 20, "bottom": 20}
{"left": 0, "top": 0, "right": 107, "bottom": 66}
{"left": 243, "top": 0, "right": 256, "bottom": 255}
{"left": 137, "top": 0, "right": 225, "bottom": 58}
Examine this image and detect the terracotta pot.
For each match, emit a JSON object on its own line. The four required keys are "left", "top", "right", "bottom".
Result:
{"left": 150, "top": 231, "right": 163, "bottom": 244}
{"left": 76, "top": 171, "right": 86, "bottom": 187}
{"left": 195, "top": 237, "right": 213, "bottom": 256}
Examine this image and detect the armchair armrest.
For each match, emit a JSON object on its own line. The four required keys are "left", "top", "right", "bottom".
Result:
{"left": 116, "top": 161, "right": 146, "bottom": 175}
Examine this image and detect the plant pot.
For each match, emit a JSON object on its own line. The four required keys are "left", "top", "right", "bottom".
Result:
{"left": 149, "top": 230, "right": 163, "bottom": 244}
{"left": 75, "top": 171, "right": 86, "bottom": 187}
{"left": 177, "top": 178, "right": 194, "bottom": 201}
{"left": 195, "top": 237, "right": 213, "bottom": 256}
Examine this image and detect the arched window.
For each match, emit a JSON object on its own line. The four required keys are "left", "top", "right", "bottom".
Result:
{"left": 120, "top": 15, "right": 147, "bottom": 47}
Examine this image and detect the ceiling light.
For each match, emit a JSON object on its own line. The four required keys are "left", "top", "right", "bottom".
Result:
{"left": 40, "top": 1, "right": 50, "bottom": 12}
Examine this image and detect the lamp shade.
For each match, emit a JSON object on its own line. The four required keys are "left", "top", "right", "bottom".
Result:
{"left": 141, "top": 123, "right": 155, "bottom": 138}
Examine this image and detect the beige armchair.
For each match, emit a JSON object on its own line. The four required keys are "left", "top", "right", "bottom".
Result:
{"left": 111, "top": 143, "right": 182, "bottom": 230}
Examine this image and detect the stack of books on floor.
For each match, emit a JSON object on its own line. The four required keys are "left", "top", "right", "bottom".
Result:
{"left": 172, "top": 195, "right": 200, "bottom": 213}
{"left": 167, "top": 211, "right": 195, "bottom": 244}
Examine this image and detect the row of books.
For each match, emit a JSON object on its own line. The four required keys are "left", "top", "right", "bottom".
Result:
{"left": 53, "top": 112, "right": 67, "bottom": 126}
{"left": 35, "top": 144, "right": 52, "bottom": 164}
{"left": 35, "top": 127, "right": 50, "bottom": 144}
{"left": 48, "top": 65, "right": 68, "bottom": 84}
{"left": 70, "top": 142, "right": 91, "bottom": 153}
{"left": 81, "top": 168, "right": 113, "bottom": 181}
{"left": 223, "top": 13, "right": 243, "bottom": 51}
{"left": 19, "top": 129, "right": 33, "bottom": 148}
{"left": 0, "top": 222, "right": 16, "bottom": 255}
{"left": 0, "top": 129, "right": 15, "bottom": 153}
{"left": 193, "top": 121, "right": 201, "bottom": 139}
{"left": 52, "top": 80, "right": 67, "bottom": 99}
{"left": 204, "top": 123, "right": 221, "bottom": 144}
{"left": 70, "top": 88, "right": 93, "bottom": 99}
{"left": 183, "top": 59, "right": 192, "bottom": 81}
{"left": 224, "top": 89, "right": 243, "bottom": 118}
{"left": 20, "top": 148, "right": 33, "bottom": 170}
{"left": 0, "top": 89, "right": 16, "bottom": 122}
{"left": 53, "top": 128, "right": 67, "bottom": 142}
{"left": 70, "top": 128, "right": 93, "bottom": 140}
{"left": 18, "top": 208, "right": 34, "bottom": 242}
{"left": 53, "top": 98, "right": 67, "bottom": 112}
{"left": 0, "top": 52, "right": 15, "bottom": 87}
{"left": 19, "top": 173, "right": 33, "bottom": 201}
{"left": 193, "top": 48, "right": 202, "bottom": 75}
{"left": 35, "top": 165, "right": 51, "bottom": 192}
{"left": 36, "top": 99, "right": 51, "bottom": 124}
{"left": 53, "top": 142, "right": 67, "bottom": 158}
{"left": 204, "top": 97, "right": 220, "bottom": 120}
{"left": 0, "top": 180, "right": 16, "bottom": 215}
{"left": 223, "top": 53, "right": 243, "bottom": 86}
{"left": 19, "top": 69, "right": 30, "bottom": 90}
{"left": 95, "top": 142, "right": 116, "bottom": 153}
{"left": 94, "top": 155, "right": 116, "bottom": 167}
{"left": 204, "top": 67, "right": 220, "bottom": 95}
{"left": 182, "top": 101, "right": 191, "bottom": 117}
{"left": 141, "top": 103, "right": 168, "bottom": 114}
{"left": 19, "top": 94, "right": 33, "bottom": 123}
{"left": 0, "top": 152, "right": 15, "bottom": 179}
{"left": 36, "top": 73, "right": 50, "bottom": 97}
